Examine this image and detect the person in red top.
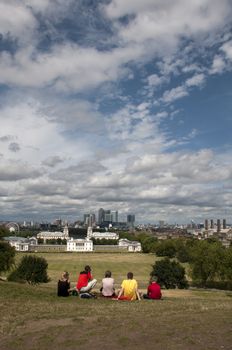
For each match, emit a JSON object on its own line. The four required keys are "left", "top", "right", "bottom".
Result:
{"left": 76, "top": 265, "right": 97, "bottom": 293}
{"left": 143, "top": 276, "right": 162, "bottom": 300}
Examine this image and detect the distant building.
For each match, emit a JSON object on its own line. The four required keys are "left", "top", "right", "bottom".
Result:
{"left": 210, "top": 219, "right": 214, "bottom": 229}
{"left": 111, "top": 211, "right": 118, "bottom": 223}
{"left": 223, "top": 219, "right": 226, "bottom": 229}
{"left": 98, "top": 208, "right": 118, "bottom": 225}
{"left": 67, "top": 237, "right": 93, "bottom": 252}
{"left": 4, "top": 236, "right": 37, "bottom": 251}
{"left": 83, "top": 213, "right": 96, "bottom": 227}
{"left": 118, "top": 238, "right": 142, "bottom": 252}
{"left": 87, "top": 227, "right": 119, "bottom": 240}
{"left": 127, "top": 214, "right": 135, "bottom": 227}
{"left": 37, "top": 223, "right": 69, "bottom": 242}
{"left": 98, "top": 208, "right": 105, "bottom": 225}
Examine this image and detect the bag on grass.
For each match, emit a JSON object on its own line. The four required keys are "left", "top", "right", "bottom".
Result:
{"left": 80, "top": 292, "right": 96, "bottom": 299}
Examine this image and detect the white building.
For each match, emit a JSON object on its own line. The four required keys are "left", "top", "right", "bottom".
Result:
{"left": 4, "top": 236, "right": 38, "bottom": 251}
{"left": 118, "top": 238, "right": 142, "bottom": 252}
{"left": 87, "top": 226, "right": 119, "bottom": 240}
{"left": 37, "top": 223, "right": 69, "bottom": 242}
{"left": 67, "top": 237, "right": 93, "bottom": 252}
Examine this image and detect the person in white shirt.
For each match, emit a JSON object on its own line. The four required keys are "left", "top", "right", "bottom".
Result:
{"left": 101, "top": 270, "right": 115, "bottom": 297}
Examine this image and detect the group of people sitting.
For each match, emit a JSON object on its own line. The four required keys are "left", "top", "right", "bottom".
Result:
{"left": 57, "top": 265, "right": 162, "bottom": 300}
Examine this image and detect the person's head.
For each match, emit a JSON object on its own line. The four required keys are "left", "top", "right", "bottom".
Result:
{"left": 150, "top": 275, "right": 158, "bottom": 283}
{"left": 62, "top": 271, "right": 69, "bottom": 280}
{"left": 105, "top": 270, "right": 112, "bottom": 278}
{"left": 85, "top": 265, "right": 91, "bottom": 273}
{"left": 127, "top": 272, "right": 133, "bottom": 280}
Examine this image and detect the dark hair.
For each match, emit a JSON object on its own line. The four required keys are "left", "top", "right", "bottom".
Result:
{"left": 150, "top": 275, "right": 157, "bottom": 283}
{"left": 105, "top": 270, "right": 111, "bottom": 278}
{"left": 127, "top": 272, "right": 133, "bottom": 279}
{"left": 85, "top": 265, "right": 91, "bottom": 273}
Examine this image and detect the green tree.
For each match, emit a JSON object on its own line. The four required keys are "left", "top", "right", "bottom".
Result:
{"left": 151, "top": 257, "right": 188, "bottom": 289}
{"left": 119, "top": 231, "right": 137, "bottom": 241}
{"left": 0, "top": 226, "right": 10, "bottom": 238}
{"left": 38, "top": 238, "right": 44, "bottom": 244}
{"left": 8, "top": 255, "right": 49, "bottom": 284}
{"left": 0, "top": 241, "right": 15, "bottom": 274}
{"left": 155, "top": 240, "right": 177, "bottom": 258}
{"left": 57, "top": 238, "right": 62, "bottom": 245}
{"left": 189, "top": 240, "right": 225, "bottom": 286}
{"left": 175, "top": 240, "right": 191, "bottom": 263}
{"left": 221, "top": 246, "right": 232, "bottom": 281}
{"left": 141, "top": 236, "right": 158, "bottom": 253}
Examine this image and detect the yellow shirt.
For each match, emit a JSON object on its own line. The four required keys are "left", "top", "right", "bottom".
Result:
{"left": 121, "top": 279, "right": 138, "bottom": 300}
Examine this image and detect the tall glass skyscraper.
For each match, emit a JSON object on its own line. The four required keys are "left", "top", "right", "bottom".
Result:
{"left": 127, "top": 214, "right": 135, "bottom": 227}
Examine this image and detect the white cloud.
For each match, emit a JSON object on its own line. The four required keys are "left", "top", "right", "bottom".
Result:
{"left": 41, "top": 156, "right": 65, "bottom": 168}
{"left": 147, "top": 74, "right": 169, "bottom": 88}
{"left": 210, "top": 55, "right": 226, "bottom": 74}
{"left": 0, "top": 1, "right": 36, "bottom": 42}
{"left": 221, "top": 40, "right": 232, "bottom": 60}
{"left": 0, "top": 160, "right": 43, "bottom": 181}
{"left": 0, "top": 43, "right": 144, "bottom": 91}
{"left": 0, "top": 97, "right": 94, "bottom": 166}
{"left": 185, "top": 73, "right": 205, "bottom": 87}
{"left": 104, "top": 0, "right": 232, "bottom": 47}
{"left": 162, "top": 85, "right": 189, "bottom": 104}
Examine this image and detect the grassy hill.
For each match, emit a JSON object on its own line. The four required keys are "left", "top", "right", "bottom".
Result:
{"left": 0, "top": 252, "right": 231, "bottom": 350}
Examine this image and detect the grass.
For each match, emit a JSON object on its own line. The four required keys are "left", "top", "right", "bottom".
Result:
{"left": 13, "top": 251, "right": 157, "bottom": 289}
{"left": 0, "top": 252, "right": 232, "bottom": 350}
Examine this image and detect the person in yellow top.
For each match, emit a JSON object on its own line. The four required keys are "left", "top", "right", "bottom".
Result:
{"left": 117, "top": 272, "right": 141, "bottom": 301}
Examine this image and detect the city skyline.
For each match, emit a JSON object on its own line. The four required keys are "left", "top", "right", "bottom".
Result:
{"left": 0, "top": 1, "right": 232, "bottom": 223}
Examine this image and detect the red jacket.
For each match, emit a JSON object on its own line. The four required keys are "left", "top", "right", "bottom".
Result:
{"left": 76, "top": 272, "right": 92, "bottom": 290}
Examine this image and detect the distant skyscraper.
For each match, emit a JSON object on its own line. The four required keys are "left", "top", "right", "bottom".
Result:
{"left": 111, "top": 210, "right": 118, "bottom": 223}
{"left": 210, "top": 219, "right": 214, "bottom": 229}
{"left": 84, "top": 213, "right": 96, "bottom": 227}
{"left": 217, "top": 219, "right": 221, "bottom": 232}
{"left": 127, "top": 214, "right": 135, "bottom": 227}
{"left": 98, "top": 208, "right": 105, "bottom": 224}
{"left": 98, "top": 208, "right": 118, "bottom": 224}
{"left": 205, "top": 219, "right": 208, "bottom": 230}
{"left": 104, "top": 210, "right": 112, "bottom": 222}
{"left": 223, "top": 219, "right": 226, "bottom": 229}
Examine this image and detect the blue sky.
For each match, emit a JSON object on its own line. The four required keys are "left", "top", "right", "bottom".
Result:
{"left": 0, "top": 0, "right": 232, "bottom": 224}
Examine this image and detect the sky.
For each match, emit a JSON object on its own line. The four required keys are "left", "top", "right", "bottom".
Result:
{"left": 0, "top": 0, "right": 232, "bottom": 224}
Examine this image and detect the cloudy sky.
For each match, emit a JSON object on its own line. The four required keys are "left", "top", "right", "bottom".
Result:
{"left": 0, "top": 0, "right": 232, "bottom": 224}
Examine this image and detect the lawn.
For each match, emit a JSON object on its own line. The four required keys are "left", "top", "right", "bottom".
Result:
{"left": 0, "top": 252, "right": 231, "bottom": 350}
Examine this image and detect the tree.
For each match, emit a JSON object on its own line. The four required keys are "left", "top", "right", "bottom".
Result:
{"left": 8, "top": 255, "right": 49, "bottom": 284}
{"left": 38, "top": 238, "right": 44, "bottom": 244}
{"left": 189, "top": 240, "right": 225, "bottom": 286}
{"left": 155, "top": 240, "right": 177, "bottom": 258}
{"left": 57, "top": 238, "right": 62, "bottom": 245}
{"left": 0, "top": 226, "right": 10, "bottom": 238}
{"left": 176, "top": 242, "right": 191, "bottom": 263}
{"left": 0, "top": 241, "right": 15, "bottom": 274}
{"left": 151, "top": 257, "right": 189, "bottom": 289}
{"left": 141, "top": 236, "right": 158, "bottom": 253}
{"left": 220, "top": 246, "right": 232, "bottom": 282}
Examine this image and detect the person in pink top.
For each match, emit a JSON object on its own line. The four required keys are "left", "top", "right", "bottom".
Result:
{"left": 100, "top": 270, "right": 115, "bottom": 297}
